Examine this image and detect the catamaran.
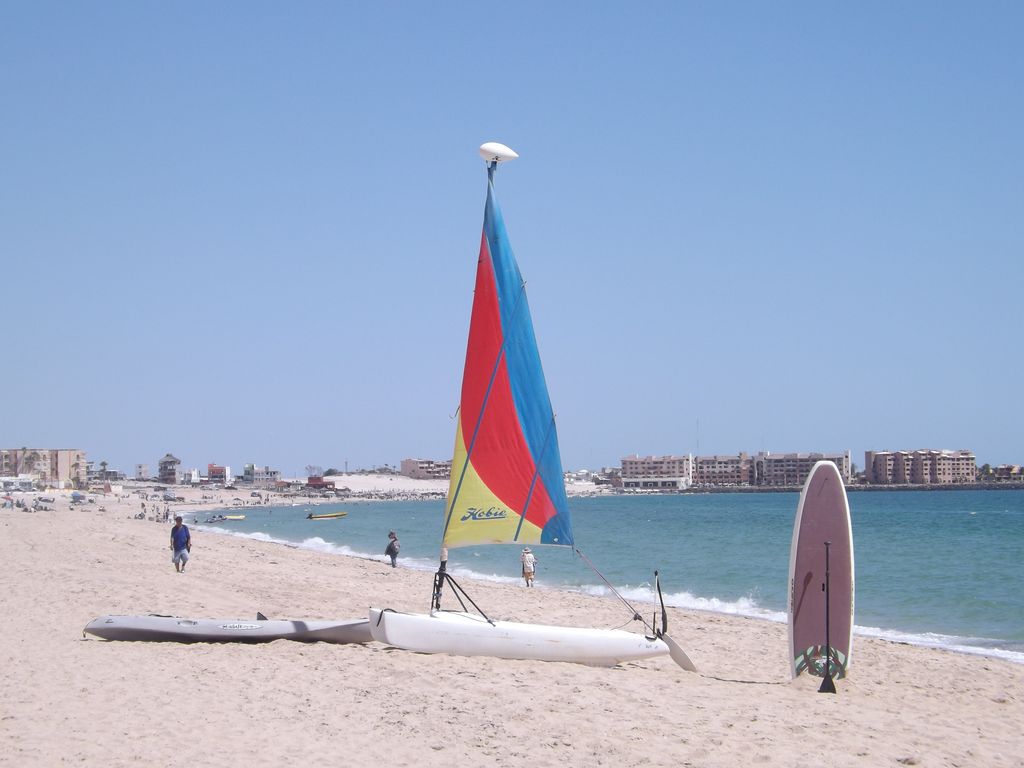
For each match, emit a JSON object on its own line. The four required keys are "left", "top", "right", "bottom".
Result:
{"left": 369, "top": 143, "right": 695, "bottom": 669}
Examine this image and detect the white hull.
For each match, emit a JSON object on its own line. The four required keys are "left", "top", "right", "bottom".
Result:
{"left": 84, "top": 615, "right": 372, "bottom": 644}
{"left": 369, "top": 608, "right": 669, "bottom": 667}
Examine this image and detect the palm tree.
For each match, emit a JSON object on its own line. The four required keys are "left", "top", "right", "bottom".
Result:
{"left": 99, "top": 460, "right": 108, "bottom": 481}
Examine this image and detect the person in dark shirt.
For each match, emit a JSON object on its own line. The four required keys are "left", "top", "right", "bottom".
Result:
{"left": 384, "top": 530, "right": 400, "bottom": 568}
{"left": 170, "top": 516, "right": 191, "bottom": 573}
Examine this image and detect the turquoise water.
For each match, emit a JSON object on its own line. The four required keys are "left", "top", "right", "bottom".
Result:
{"left": 192, "top": 489, "right": 1024, "bottom": 664}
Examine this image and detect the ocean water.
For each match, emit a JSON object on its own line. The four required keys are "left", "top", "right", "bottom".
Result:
{"left": 191, "top": 489, "right": 1024, "bottom": 664}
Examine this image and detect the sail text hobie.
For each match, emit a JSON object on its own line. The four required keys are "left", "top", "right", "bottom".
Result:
{"left": 460, "top": 506, "right": 510, "bottom": 523}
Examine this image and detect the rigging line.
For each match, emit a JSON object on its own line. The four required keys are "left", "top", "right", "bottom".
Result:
{"left": 574, "top": 547, "right": 655, "bottom": 635}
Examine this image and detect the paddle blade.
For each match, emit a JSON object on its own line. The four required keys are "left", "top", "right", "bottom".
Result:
{"left": 662, "top": 633, "right": 697, "bottom": 672}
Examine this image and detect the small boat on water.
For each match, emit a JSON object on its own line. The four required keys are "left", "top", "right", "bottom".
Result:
{"left": 224, "top": 514, "right": 246, "bottom": 521}
{"left": 203, "top": 515, "right": 227, "bottom": 524}
{"left": 307, "top": 511, "right": 348, "bottom": 520}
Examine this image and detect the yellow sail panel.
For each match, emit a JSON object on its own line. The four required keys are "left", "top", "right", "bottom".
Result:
{"left": 442, "top": 415, "right": 545, "bottom": 549}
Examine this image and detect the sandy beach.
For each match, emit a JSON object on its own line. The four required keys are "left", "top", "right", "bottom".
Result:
{"left": 2, "top": 483, "right": 1022, "bottom": 767}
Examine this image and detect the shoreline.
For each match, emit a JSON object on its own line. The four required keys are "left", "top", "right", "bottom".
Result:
{"left": 15, "top": 477, "right": 1020, "bottom": 666}
{"left": 3, "top": 489, "right": 1023, "bottom": 766}
{"left": 193, "top": 513, "right": 1024, "bottom": 669}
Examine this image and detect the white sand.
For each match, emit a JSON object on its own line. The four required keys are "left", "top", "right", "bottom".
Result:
{"left": 2, "top": 485, "right": 1022, "bottom": 767}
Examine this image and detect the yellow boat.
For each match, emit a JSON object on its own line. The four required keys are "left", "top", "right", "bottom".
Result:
{"left": 306, "top": 511, "right": 348, "bottom": 520}
{"left": 224, "top": 514, "right": 246, "bottom": 521}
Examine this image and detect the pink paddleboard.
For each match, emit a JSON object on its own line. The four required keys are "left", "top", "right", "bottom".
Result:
{"left": 788, "top": 461, "right": 855, "bottom": 679}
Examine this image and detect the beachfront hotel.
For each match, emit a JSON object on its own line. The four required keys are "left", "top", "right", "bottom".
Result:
{"left": 864, "top": 449, "right": 976, "bottom": 485}
{"left": 0, "top": 448, "right": 87, "bottom": 488}
{"left": 620, "top": 451, "right": 854, "bottom": 489}
{"left": 754, "top": 451, "right": 853, "bottom": 485}
{"left": 620, "top": 448, "right": 984, "bottom": 488}
{"left": 620, "top": 454, "right": 696, "bottom": 490}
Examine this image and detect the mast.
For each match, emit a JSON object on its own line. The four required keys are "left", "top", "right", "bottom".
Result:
{"left": 433, "top": 142, "right": 521, "bottom": 611}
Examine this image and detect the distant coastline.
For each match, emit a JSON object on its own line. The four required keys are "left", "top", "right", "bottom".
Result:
{"left": 670, "top": 482, "right": 1024, "bottom": 494}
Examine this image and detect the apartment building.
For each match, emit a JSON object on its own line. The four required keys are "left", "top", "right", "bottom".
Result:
{"left": 0, "top": 448, "right": 87, "bottom": 488}
{"left": 620, "top": 454, "right": 694, "bottom": 490}
{"left": 621, "top": 450, "right": 851, "bottom": 489}
{"left": 865, "top": 449, "right": 976, "bottom": 484}
{"left": 243, "top": 464, "right": 281, "bottom": 488}
{"left": 400, "top": 458, "right": 452, "bottom": 480}
{"left": 692, "top": 453, "right": 753, "bottom": 486}
{"left": 754, "top": 451, "right": 852, "bottom": 486}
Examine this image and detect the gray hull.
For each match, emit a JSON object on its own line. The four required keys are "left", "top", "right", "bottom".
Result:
{"left": 84, "top": 614, "right": 372, "bottom": 644}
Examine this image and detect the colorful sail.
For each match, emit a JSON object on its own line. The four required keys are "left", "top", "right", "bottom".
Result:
{"left": 441, "top": 165, "right": 573, "bottom": 550}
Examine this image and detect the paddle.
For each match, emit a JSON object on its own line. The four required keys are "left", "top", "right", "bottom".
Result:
{"left": 655, "top": 570, "right": 698, "bottom": 672}
{"left": 818, "top": 541, "right": 837, "bottom": 694}
{"left": 663, "top": 632, "right": 698, "bottom": 672}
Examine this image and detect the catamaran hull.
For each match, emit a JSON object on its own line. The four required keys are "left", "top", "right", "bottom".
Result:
{"left": 369, "top": 608, "right": 669, "bottom": 667}
{"left": 84, "top": 615, "right": 372, "bottom": 644}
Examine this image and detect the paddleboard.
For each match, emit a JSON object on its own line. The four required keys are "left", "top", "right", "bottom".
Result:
{"left": 84, "top": 615, "right": 372, "bottom": 644}
{"left": 787, "top": 460, "right": 854, "bottom": 679}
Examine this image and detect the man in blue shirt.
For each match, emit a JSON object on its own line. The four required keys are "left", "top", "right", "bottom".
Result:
{"left": 170, "top": 516, "right": 191, "bottom": 573}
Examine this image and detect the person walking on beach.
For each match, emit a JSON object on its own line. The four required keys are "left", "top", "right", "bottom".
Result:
{"left": 384, "top": 530, "right": 400, "bottom": 568}
{"left": 520, "top": 547, "right": 537, "bottom": 587}
{"left": 170, "top": 516, "right": 191, "bottom": 573}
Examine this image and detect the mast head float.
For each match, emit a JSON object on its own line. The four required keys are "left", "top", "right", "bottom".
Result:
{"left": 479, "top": 142, "right": 519, "bottom": 164}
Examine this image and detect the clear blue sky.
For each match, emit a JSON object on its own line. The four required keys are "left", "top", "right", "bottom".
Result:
{"left": 2, "top": 2, "right": 1021, "bottom": 476}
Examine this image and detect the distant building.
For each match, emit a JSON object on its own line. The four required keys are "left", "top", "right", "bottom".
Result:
{"left": 207, "top": 464, "right": 230, "bottom": 485}
{"left": 693, "top": 453, "right": 753, "bottom": 486}
{"left": 566, "top": 469, "right": 596, "bottom": 483}
{"left": 754, "top": 451, "right": 852, "bottom": 486}
{"left": 400, "top": 458, "right": 451, "bottom": 480}
{"left": 865, "top": 449, "right": 975, "bottom": 485}
{"left": 992, "top": 464, "right": 1024, "bottom": 482}
{"left": 158, "top": 454, "right": 181, "bottom": 485}
{"left": 306, "top": 476, "right": 337, "bottom": 491}
{"left": 243, "top": 464, "right": 281, "bottom": 488}
{"left": 0, "top": 448, "right": 87, "bottom": 488}
{"left": 134, "top": 464, "right": 149, "bottom": 481}
{"left": 621, "top": 450, "right": 852, "bottom": 489}
{"left": 620, "top": 454, "right": 694, "bottom": 490}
